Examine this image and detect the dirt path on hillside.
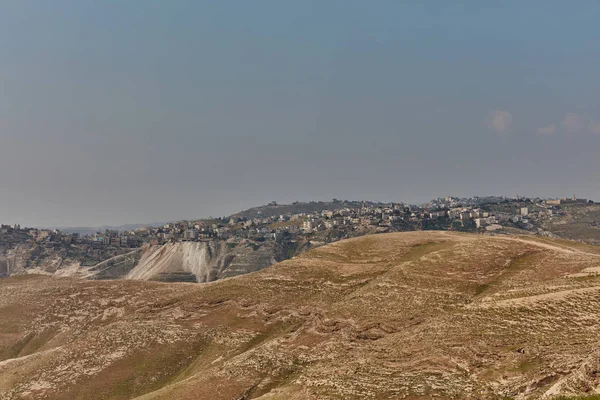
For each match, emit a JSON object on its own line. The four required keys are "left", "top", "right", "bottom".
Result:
{"left": 492, "top": 236, "right": 600, "bottom": 257}
{"left": 476, "top": 285, "right": 600, "bottom": 308}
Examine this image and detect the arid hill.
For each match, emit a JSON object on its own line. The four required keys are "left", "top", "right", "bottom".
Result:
{"left": 541, "top": 203, "right": 600, "bottom": 245}
{"left": 2, "top": 232, "right": 600, "bottom": 399}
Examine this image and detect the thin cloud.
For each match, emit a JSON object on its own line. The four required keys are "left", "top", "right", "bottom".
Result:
{"left": 562, "top": 112, "right": 584, "bottom": 133}
{"left": 537, "top": 124, "right": 556, "bottom": 135}
{"left": 487, "top": 110, "right": 513, "bottom": 133}
{"left": 588, "top": 121, "right": 600, "bottom": 134}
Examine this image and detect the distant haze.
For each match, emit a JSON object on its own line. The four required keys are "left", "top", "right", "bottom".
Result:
{"left": 1, "top": 1, "right": 600, "bottom": 227}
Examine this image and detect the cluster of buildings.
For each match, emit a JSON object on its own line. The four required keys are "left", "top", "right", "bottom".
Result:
{"left": 1, "top": 195, "right": 592, "bottom": 249}
{"left": 87, "top": 231, "right": 142, "bottom": 248}
{"left": 0, "top": 225, "right": 140, "bottom": 248}
{"left": 121, "top": 195, "right": 592, "bottom": 245}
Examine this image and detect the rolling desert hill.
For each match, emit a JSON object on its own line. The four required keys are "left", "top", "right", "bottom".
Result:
{"left": 2, "top": 232, "right": 600, "bottom": 399}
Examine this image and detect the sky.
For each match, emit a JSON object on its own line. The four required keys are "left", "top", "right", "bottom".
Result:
{"left": 1, "top": 1, "right": 600, "bottom": 227}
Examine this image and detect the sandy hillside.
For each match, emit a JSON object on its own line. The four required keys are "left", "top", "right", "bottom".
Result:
{"left": 2, "top": 231, "right": 600, "bottom": 400}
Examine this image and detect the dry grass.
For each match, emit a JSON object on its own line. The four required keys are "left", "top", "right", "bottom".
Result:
{"left": 2, "top": 231, "right": 600, "bottom": 399}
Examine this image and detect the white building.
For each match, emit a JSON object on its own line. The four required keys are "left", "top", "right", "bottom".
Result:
{"left": 302, "top": 220, "right": 313, "bottom": 232}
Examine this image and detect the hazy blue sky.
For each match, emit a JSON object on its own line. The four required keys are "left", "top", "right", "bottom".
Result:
{"left": 1, "top": 1, "right": 600, "bottom": 227}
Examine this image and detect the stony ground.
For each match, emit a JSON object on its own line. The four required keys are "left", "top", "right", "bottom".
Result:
{"left": 2, "top": 231, "right": 600, "bottom": 399}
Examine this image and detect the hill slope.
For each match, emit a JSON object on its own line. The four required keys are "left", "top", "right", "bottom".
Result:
{"left": 2, "top": 232, "right": 600, "bottom": 399}
{"left": 542, "top": 203, "right": 600, "bottom": 245}
{"left": 124, "top": 240, "right": 282, "bottom": 282}
{"left": 1, "top": 239, "right": 287, "bottom": 283}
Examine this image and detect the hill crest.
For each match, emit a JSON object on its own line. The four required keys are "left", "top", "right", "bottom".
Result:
{"left": 2, "top": 231, "right": 600, "bottom": 399}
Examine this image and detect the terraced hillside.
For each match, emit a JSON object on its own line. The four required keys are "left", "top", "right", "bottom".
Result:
{"left": 2, "top": 232, "right": 600, "bottom": 399}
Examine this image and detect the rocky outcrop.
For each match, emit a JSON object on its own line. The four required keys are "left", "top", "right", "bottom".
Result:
{"left": 1, "top": 239, "right": 289, "bottom": 283}
{"left": 125, "top": 240, "right": 283, "bottom": 283}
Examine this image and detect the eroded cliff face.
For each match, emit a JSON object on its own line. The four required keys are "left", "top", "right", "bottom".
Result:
{"left": 0, "top": 244, "right": 65, "bottom": 277}
{"left": 0, "top": 243, "right": 139, "bottom": 279}
{"left": 1, "top": 239, "right": 290, "bottom": 283}
{"left": 124, "top": 240, "right": 283, "bottom": 283}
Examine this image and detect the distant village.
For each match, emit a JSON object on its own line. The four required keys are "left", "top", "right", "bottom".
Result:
{"left": 1, "top": 195, "right": 592, "bottom": 250}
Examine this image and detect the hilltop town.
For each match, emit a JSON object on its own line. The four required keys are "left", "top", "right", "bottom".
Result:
{"left": 1, "top": 195, "right": 595, "bottom": 255}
